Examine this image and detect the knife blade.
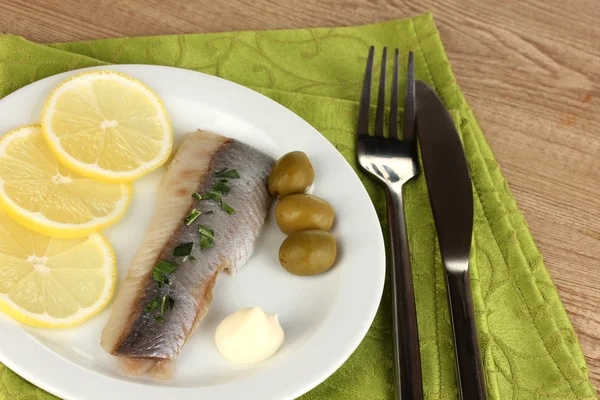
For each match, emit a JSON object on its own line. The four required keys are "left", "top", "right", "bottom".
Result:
{"left": 415, "top": 80, "right": 487, "bottom": 400}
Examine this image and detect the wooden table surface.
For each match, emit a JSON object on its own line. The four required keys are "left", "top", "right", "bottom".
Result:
{"left": 1, "top": 0, "right": 599, "bottom": 394}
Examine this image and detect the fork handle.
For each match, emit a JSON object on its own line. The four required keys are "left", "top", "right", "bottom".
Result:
{"left": 445, "top": 269, "right": 487, "bottom": 400}
{"left": 386, "top": 186, "right": 423, "bottom": 400}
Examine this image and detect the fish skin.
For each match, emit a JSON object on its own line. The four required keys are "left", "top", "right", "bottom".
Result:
{"left": 101, "top": 130, "right": 274, "bottom": 372}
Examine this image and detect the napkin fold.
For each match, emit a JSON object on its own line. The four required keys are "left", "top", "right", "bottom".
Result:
{"left": 0, "top": 12, "right": 595, "bottom": 400}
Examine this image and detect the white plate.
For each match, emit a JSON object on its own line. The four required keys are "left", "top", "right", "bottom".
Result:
{"left": 0, "top": 65, "right": 385, "bottom": 400}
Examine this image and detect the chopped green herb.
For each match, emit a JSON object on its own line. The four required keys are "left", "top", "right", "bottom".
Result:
{"left": 198, "top": 225, "right": 215, "bottom": 240}
{"left": 184, "top": 209, "right": 201, "bottom": 225}
{"left": 221, "top": 201, "right": 235, "bottom": 215}
{"left": 155, "top": 316, "right": 164, "bottom": 323}
{"left": 195, "top": 190, "right": 221, "bottom": 202}
{"left": 155, "top": 276, "right": 169, "bottom": 288}
{"left": 152, "top": 260, "right": 178, "bottom": 286}
{"left": 200, "top": 235, "right": 215, "bottom": 250}
{"left": 154, "top": 260, "right": 178, "bottom": 275}
{"left": 145, "top": 298, "right": 160, "bottom": 312}
{"left": 192, "top": 192, "right": 202, "bottom": 200}
{"left": 219, "top": 178, "right": 229, "bottom": 183}
{"left": 173, "top": 242, "right": 193, "bottom": 257}
{"left": 215, "top": 169, "right": 240, "bottom": 179}
{"left": 160, "top": 295, "right": 175, "bottom": 315}
{"left": 160, "top": 296, "right": 167, "bottom": 314}
{"left": 208, "top": 190, "right": 223, "bottom": 201}
{"left": 213, "top": 181, "right": 230, "bottom": 194}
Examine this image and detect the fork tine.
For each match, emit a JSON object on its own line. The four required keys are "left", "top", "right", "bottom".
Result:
{"left": 374, "top": 47, "right": 387, "bottom": 137}
{"left": 403, "top": 51, "right": 416, "bottom": 141}
{"left": 389, "top": 48, "right": 399, "bottom": 139}
{"left": 357, "top": 46, "right": 375, "bottom": 136}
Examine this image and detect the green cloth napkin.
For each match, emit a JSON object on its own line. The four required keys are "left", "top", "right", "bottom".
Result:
{"left": 0, "top": 12, "right": 596, "bottom": 400}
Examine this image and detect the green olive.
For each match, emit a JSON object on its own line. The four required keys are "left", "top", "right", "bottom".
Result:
{"left": 279, "top": 230, "right": 337, "bottom": 276}
{"left": 275, "top": 194, "right": 335, "bottom": 234}
{"left": 268, "top": 151, "right": 314, "bottom": 197}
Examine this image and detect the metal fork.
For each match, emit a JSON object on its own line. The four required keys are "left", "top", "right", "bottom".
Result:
{"left": 356, "top": 47, "right": 423, "bottom": 400}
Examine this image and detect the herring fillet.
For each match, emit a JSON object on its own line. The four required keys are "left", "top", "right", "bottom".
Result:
{"left": 101, "top": 130, "right": 274, "bottom": 377}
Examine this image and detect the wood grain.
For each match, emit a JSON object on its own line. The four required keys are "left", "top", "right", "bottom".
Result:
{"left": 1, "top": 0, "right": 599, "bottom": 393}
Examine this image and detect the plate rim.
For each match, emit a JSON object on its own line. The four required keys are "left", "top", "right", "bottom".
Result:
{"left": 0, "top": 64, "right": 386, "bottom": 400}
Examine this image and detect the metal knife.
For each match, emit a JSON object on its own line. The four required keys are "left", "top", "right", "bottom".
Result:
{"left": 415, "top": 80, "right": 487, "bottom": 400}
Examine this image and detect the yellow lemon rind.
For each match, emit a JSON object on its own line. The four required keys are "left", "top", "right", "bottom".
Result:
{"left": 0, "top": 234, "right": 116, "bottom": 329}
{"left": 41, "top": 70, "right": 173, "bottom": 184}
{"left": 0, "top": 125, "right": 133, "bottom": 239}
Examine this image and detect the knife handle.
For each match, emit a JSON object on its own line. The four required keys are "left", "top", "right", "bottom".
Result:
{"left": 386, "top": 186, "right": 423, "bottom": 400}
{"left": 445, "top": 269, "right": 487, "bottom": 400}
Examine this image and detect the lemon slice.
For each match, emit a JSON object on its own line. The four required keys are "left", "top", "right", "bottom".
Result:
{"left": 0, "top": 206, "right": 116, "bottom": 328}
{"left": 0, "top": 125, "right": 131, "bottom": 239}
{"left": 41, "top": 70, "right": 173, "bottom": 183}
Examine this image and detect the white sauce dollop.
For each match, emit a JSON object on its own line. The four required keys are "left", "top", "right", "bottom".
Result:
{"left": 215, "top": 307, "right": 284, "bottom": 365}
